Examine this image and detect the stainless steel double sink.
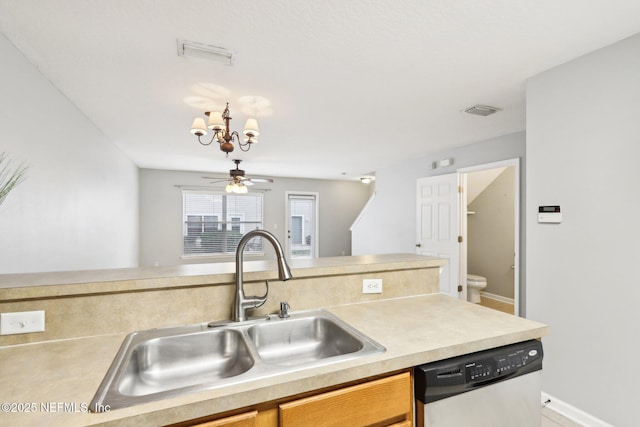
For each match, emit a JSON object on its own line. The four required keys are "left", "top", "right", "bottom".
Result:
{"left": 90, "top": 309, "right": 385, "bottom": 411}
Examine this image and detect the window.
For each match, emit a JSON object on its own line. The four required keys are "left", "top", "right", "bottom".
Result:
{"left": 187, "top": 215, "right": 219, "bottom": 235}
{"left": 182, "top": 190, "right": 264, "bottom": 256}
{"left": 228, "top": 213, "right": 244, "bottom": 233}
{"left": 291, "top": 215, "right": 304, "bottom": 245}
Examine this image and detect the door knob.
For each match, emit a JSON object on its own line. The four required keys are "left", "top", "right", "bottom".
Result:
{"left": 416, "top": 243, "right": 421, "bottom": 247}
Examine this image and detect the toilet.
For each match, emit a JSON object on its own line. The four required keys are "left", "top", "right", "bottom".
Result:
{"left": 466, "top": 274, "right": 487, "bottom": 303}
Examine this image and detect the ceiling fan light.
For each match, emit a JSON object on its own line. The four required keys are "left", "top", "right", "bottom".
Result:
{"left": 225, "top": 182, "right": 234, "bottom": 193}
{"left": 190, "top": 118, "right": 208, "bottom": 135}
{"left": 243, "top": 118, "right": 260, "bottom": 137}
{"left": 207, "top": 112, "right": 225, "bottom": 130}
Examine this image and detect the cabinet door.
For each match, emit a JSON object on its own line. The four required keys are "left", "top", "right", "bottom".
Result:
{"left": 279, "top": 372, "right": 412, "bottom": 427}
{"left": 192, "top": 410, "right": 257, "bottom": 427}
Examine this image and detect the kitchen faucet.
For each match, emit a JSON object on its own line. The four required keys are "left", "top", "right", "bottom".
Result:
{"left": 232, "top": 229, "right": 293, "bottom": 322}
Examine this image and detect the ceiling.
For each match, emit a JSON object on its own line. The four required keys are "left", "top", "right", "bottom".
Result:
{"left": 1, "top": 1, "right": 639, "bottom": 181}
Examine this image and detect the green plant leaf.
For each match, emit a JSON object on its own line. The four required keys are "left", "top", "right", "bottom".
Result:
{"left": 0, "top": 152, "right": 29, "bottom": 206}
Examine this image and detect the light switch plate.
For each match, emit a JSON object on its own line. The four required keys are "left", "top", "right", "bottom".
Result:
{"left": 362, "top": 279, "right": 383, "bottom": 294}
{"left": 0, "top": 310, "right": 45, "bottom": 335}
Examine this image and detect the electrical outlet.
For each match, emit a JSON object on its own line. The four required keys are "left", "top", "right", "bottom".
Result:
{"left": 362, "top": 279, "right": 383, "bottom": 294}
{"left": 0, "top": 310, "right": 45, "bottom": 335}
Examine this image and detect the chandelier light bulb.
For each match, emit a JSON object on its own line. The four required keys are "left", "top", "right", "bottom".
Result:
{"left": 243, "top": 118, "right": 260, "bottom": 137}
{"left": 207, "top": 112, "right": 225, "bottom": 131}
{"left": 190, "top": 118, "right": 208, "bottom": 136}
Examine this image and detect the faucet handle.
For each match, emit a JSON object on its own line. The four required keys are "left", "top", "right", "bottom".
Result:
{"left": 246, "top": 280, "right": 269, "bottom": 311}
{"left": 279, "top": 301, "right": 291, "bottom": 318}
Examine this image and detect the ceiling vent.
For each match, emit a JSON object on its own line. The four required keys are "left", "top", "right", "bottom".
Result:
{"left": 464, "top": 104, "right": 502, "bottom": 116}
{"left": 177, "top": 39, "right": 234, "bottom": 65}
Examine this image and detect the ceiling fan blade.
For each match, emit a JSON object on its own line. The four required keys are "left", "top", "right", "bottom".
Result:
{"left": 245, "top": 178, "right": 274, "bottom": 183}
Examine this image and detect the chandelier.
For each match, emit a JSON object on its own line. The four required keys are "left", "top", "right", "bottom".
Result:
{"left": 190, "top": 103, "right": 259, "bottom": 156}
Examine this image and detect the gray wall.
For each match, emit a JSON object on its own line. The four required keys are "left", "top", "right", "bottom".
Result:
{"left": 526, "top": 33, "right": 640, "bottom": 426}
{"left": 467, "top": 167, "right": 515, "bottom": 299}
{"left": 139, "top": 168, "right": 370, "bottom": 266}
{"left": 352, "top": 131, "right": 526, "bottom": 310}
{"left": 0, "top": 34, "right": 139, "bottom": 274}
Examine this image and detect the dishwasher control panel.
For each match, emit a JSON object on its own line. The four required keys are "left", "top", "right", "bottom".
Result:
{"left": 466, "top": 342, "right": 541, "bottom": 381}
{"left": 415, "top": 339, "right": 543, "bottom": 404}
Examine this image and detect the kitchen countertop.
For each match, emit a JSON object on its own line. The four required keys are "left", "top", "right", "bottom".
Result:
{"left": 0, "top": 253, "right": 445, "bottom": 301}
{"left": 0, "top": 293, "right": 548, "bottom": 426}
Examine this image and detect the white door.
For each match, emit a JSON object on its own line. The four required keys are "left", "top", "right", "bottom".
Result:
{"left": 286, "top": 192, "right": 318, "bottom": 259}
{"left": 416, "top": 174, "right": 461, "bottom": 298}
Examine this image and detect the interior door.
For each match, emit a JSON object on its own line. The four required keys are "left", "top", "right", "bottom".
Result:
{"left": 416, "top": 173, "right": 461, "bottom": 298}
{"left": 286, "top": 193, "right": 318, "bottom": 259}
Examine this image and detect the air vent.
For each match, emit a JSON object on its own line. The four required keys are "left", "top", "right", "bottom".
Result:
{"left": 177, "top": 39, "right": 234, "bottom": 65}
{"left": 464, "top": 104, "right": 502, "bottom": 116}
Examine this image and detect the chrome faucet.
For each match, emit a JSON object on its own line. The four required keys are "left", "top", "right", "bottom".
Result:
{"left": 233, "top": 229, "right": 293, "bottom": 322}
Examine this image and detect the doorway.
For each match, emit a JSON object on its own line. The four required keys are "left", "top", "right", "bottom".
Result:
{"left": 285, "top": 192, "right": 318, "bottom": 259}
{"left": 460, "top": 159, "right": 519, "bottom": 315}
{"left": 415, "top": 159, "right": 520, "bottom": 315}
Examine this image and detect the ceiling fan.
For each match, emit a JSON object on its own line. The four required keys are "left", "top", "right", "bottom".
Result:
{"left": 204, "top": 159, "right": 273, "bottom": 193}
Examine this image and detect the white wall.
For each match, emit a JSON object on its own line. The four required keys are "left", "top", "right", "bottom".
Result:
{"left": 0, "top": 34, "right": 138, "bottom": 274}
{"left": 139, "top": 169, "right": 370, "bottom": 266}
{"left": 526, "top": 34, "right": 640, "bottom": 426}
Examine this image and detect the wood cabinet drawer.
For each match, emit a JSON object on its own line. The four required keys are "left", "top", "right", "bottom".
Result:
{"left": 189, "top": 410, "right": 257, "bottom": 427}
{"left": 279, "top": 372, "right": 412, "bottom": 427}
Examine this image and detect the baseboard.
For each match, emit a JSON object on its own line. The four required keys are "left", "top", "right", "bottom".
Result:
{"left": 541, "top": 392, "right": 614, "bottom": 427}
{"left": 479, "top": 291, "right": 514, "bottom": 305}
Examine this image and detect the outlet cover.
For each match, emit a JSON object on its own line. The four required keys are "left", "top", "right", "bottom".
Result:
{"left": 0, "top": 310, "right": 45, "bottom": 335}
{"left": 362, "top": 279, "right": 383, "bottom": 294}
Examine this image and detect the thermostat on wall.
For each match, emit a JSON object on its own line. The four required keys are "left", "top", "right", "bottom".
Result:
{"left": 538, "top": 205, "right": 562, "bottom": 223}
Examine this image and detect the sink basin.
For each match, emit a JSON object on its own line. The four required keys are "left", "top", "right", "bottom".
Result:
{"left": 90, "top": 310, "right": 385, "bottom": 411}
{"left": 119, "top": 329, "right": 254, "bottom": 396}
{"left": 248, "top": 316, "right": 364, "bottom": 366}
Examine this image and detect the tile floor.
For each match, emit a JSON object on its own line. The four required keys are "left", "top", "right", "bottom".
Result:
{"left": 542, "top": 406, "right": 583, "bottom": 427}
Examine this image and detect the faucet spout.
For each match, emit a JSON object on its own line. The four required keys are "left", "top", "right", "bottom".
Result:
{"left": 233, "top": 229, "right": 292, "bottom": 322}
{"left": 277, "top": 255, "right": 293, "bottom": 281}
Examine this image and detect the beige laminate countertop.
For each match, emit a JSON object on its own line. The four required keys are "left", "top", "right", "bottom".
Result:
{"left": 0, "top": 294, "right": 548, "bottom": 427}
{"left": 0, "top": 254, "right": 445, "bottom": 300}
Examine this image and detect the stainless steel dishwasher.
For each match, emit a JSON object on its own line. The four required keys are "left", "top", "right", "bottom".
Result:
{"left": 414, "top": 339, "right": 543, "bottom": 427}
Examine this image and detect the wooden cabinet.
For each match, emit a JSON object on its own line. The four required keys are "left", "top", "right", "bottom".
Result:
{"left": 172, "top": 371, "right": 412, "bottom": 427}
{"left": 186, "top": 408, "right": 278, "bottom": 427}
{"left": 280, "top": 372, "right": 412, "bottom": 427}
{"left": 191, "top": 410, "right": 258, "bottom": 427}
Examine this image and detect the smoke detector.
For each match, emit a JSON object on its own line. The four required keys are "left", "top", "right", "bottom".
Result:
{"left": 177, "top": 39, "right": 234, "bottom": 65}
{"left": 464, "top": 104, "right": 502, "bottom": 116}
